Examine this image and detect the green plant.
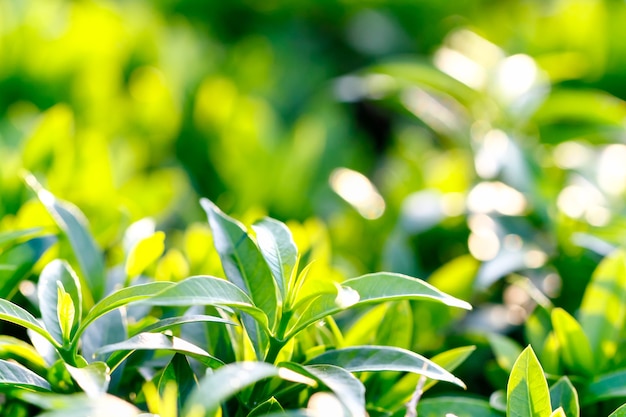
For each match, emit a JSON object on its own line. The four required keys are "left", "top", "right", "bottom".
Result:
{"left": 0, "top": 182, "right": 474, "bottom": 416}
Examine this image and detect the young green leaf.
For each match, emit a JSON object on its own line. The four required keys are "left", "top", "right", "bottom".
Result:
{"left": 280, "top": 362, "right": 365, "bottom": 417}
{"left": 550, "top": 408, "right": 567, "bottom": 417}
{"left": 307, "top": 345, "right": 465, "bottom": 388}
{"left": 0, "top": 358, "right": 51, "bottom": 391}
{"left": 201, "top": 199, "right": 278, "bottom": 328}
{"left": 506, "top": 346, "right": 551, "bottom": 417}
{"left": 125, "top": 231, "right": 166, "bottom": 278}
{"left": 65, "top": 361, "right": 110, "bottom": 398}
{"left": 38, "top": 260, "right": 82, "bottom": 346}
{"left": 252, "top": 217, "right": 298, "bottom": 304}
{"left": 0, "top": 298, "right": 59, "bottom": 347}
{"left": 57, "top": 284, "right": 76, "bottom": 345}
{"left": 578, "top": 249, "right": 626, "bottom": 370}
{"left": 416, "top": 396, "right": 503, "bottom": 417}
{"left": 26, "top": 175, "right": 106, "bottom": 303}
{"left": 549, "top": 376, "right": 579, "bottom": 417}
{"left": 551, "top": 308, "right": 594, "bottom": 376}
{"left": 289, "top": 272, "right": 471, "bottom": 338}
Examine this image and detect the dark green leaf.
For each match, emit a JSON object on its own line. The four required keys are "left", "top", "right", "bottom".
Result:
{"left": 0, "top": 298, "right": 58, "bottom": 347}
{"left": 0, "top": 358, "right": 51, "bottom": 391}
{"left": 137, "top": 314, "right": 235, "bottom": 335}
{"left": 159, "top": 353, "right": 198, "bottom": 411}
{"left": 17, "top": 391, "right": 141, "bottom": 416}
{"left": 0, "top": 228, "right": 45, "bottom": 251}
{"left": 96, "top": 332, "right": 223, "bottom": 369}
{"left": 183, "top": 362, "right": 281, "bottom": 417}
{"left": 488, "top": 333, "right": 524, "bottom": 373}
{"left": 0, "top": 235, "right": 55, "bottom": 300}
{"left": 581, "top": 369, "right": 626, "bottom": 405}
{"left": 377, "top": 345, "right": 476, "bottom": 409}
{"left": 307, "top": 346, "right": 465, "bottom": 387}
{"left": 280, "top": 362, "right": 365, "bottom": 417}
{"left": 78, "top": 281, "right": 174, "bottom": 338}
{"left": 609, "top": 404, "right": 626, "bottom": 417}
{"left": 289, "top": 272, "right": 471, "bottom": 338}
{"left": 416, "top": 396, "right": 503, "bottom": 417}
{"left": 549, "top": 376, "right": 579, "bottom": 417}
{"left": 140, "top": 276, "right": 269, "bottom": 332}
{"left": 201, "top": 199, "right": 278, "bottom": 329}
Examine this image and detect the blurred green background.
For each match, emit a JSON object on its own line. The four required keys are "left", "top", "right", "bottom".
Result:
{"left": 3, "top": 0, "right": 626, "bottom": 391}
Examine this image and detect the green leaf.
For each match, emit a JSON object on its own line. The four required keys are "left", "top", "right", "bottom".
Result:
{"left": 609, "top": 404, "right": 626, "bottom": 417}
{"left": 377, "top": 345, "right": 476, "bottom": 409}
{"left": 489, "top": 333, "right": 524, "bottom": 373}
{"left": 38, "top": 260, "right": 82, "bottom": 346}
{"left": 0, "top": 336, "right": 47, "bottom": 375}
{"left": 280, "top": 362, "right": 365, "bottom": 417}
{"left": 289, "top": 272, "right": 471, "bottom": 338}
{"left": 26, "top": 175, "right": 106, "bottom": 303}
{"left": 57, "top": 284, "right": 75, "bottom": 345}
{"left": 140, "top": 276, "right": 269, "bottom": 332}
{"left": 183, "top": 362, "right": 281, "bottom": 417}
{"left": 551, "top": 308, "right": 594, "bottom": 376}
{"left": 549, "top": 377, "right": 579, "bottom": 417}
{"left": 578, "top": 249, "right": 626, "bottom": 370}
{"left": 550, "top": 408, "right": 567, "bottom": 417}
{"left": 96, "top": 332, "right": 223, "bottom": 369}
{"left": 307, "top": 346, "right": 465, "bottom": 388}
{"left": 78, "top": 281, "right": 174, "bottom": 338}
{"left": 137, "top": 314, "right": 235, "bottom": 335}
{"left": 0, "top": 358, "right": 51, "bottom": 391}
{"left": 0, "top": 298, "right": 58, "bottom": 347}
{"left": 17, "top": 391, "right": 141, "bottom": 417}
{"left": 506, "top": 346, "right": 551, "bottom": 417}
{"left": 0, "top": 228, "right": 45, "bottom": 251}
{"left": 247, "top": 396, "right": 284, "bottom": 417}
{"left": 201, "top": 198, "right": 278, "bottom": 329}
{"left": 581, "top": 369, "right": 626, "bottom": 405}
{"left": 416, "top": 396, "right": 503, "bottom": 417}
{"left": 125, "top": 231, "right": 166, "bottom": 278}
{"left": 159, "top": 354, "right": 198, "bottom": 411}
{"left": 65, "top": 361, "right": 110, "bottom": 398}
{"left": 0, "top": 235, "right": 55, "bottom": 299}
{"left": 252, "top": 217, "right": 298, "bottom": 305}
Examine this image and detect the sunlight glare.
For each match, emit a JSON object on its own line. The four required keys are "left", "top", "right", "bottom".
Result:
{"left": 597, "top": 144, "right": 626, "bottom": 195}
{"left": 330, "top": 168, "right": 385, "bottom": 219}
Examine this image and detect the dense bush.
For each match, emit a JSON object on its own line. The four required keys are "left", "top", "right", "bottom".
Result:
{"left": 3, "top": 0, "right": 626, "bottom": 416}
